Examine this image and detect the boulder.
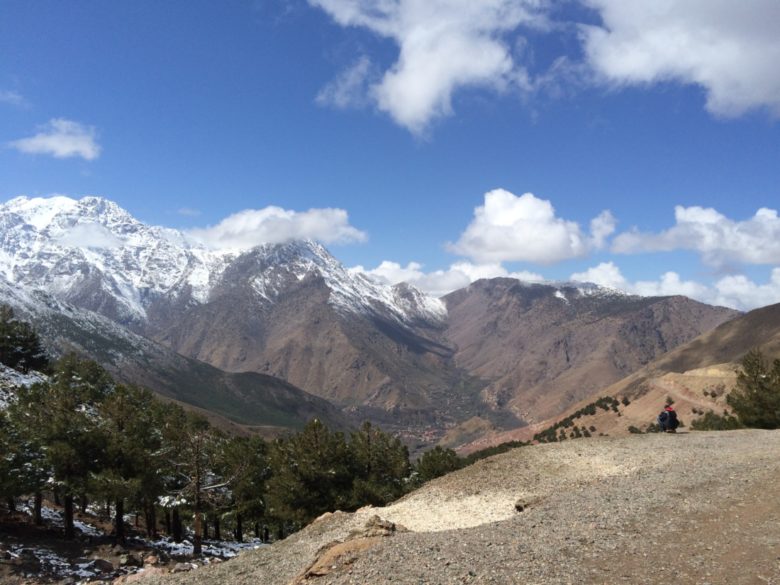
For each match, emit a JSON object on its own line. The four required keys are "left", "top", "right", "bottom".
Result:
{"left": 91, "top": 558, "right": 116, "bottom": 573}
{"left": 172, "top": 562, "right": 195, "bottom": 573}
{"left": 119, "top": 553, "right": 143, "bottom": 567}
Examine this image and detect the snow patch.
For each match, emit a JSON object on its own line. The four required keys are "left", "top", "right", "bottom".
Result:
{"left": 0, "top": 364, "right": 47, "bottom": 409}
{"left": 147, "top": 536, "right": 264, "bottom": 559}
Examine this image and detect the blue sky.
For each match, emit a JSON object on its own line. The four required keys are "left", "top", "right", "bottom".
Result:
{"left": 1, "top": 0, "right": 779, "bottom": 309}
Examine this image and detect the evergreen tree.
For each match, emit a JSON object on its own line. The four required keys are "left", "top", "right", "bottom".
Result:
{"left": 217, "top": 435, "right": 269, "bottom": 542}
{"left": 728, "top": 349, "right": 780, "bottom": 429}
{"left": 161, "top": 409, "right": 224, "bottom": 555}
{"left": 266, "top": 419, "right": 351, "bottom": 527}
{"left": 0, "top": 305, "right": 48, "bottom": 373}
{"left": 414, "top": 446, "right": 461, "bottom": 484}
{"left": 11, "top": 355, "right": 112, "bottom": 538}
{"left": 0, "top": 409, "right": 48, "bottom": 516}
{"left": 0, "top": 305, "right": 16, "bottom": 367}
{"left": 348, "top": 421, "right": 410, "bottom": 507}
{"left": 93, "top": 384, "right": 165, "bottom": 541}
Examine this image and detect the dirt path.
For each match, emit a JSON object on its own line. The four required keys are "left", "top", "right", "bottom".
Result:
{"left": 140, "top": 430, "right": 780, "bottom": 585}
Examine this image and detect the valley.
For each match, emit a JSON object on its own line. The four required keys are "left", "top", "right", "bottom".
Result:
{"left": 0, "top": 195, "right": 741, "bottom": 445}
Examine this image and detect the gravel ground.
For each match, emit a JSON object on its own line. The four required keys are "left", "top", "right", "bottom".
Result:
{"left": 139, "top": 430, "right": 780, "bottom": 585}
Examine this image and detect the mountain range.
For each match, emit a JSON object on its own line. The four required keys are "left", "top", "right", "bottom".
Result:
{"left": 0, "top": 195, "right": 741, "bottom": 442}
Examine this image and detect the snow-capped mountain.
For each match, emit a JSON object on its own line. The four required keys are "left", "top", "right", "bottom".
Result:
{"left": 0, "top": 195, "right": 445, "bottom": 327}
{"left": 229, "top": 239, "right": 446, "bottom": 324}
{"left": 0, "top": 196, "right": 459, "bottom": 427}
{"left": 0, "top": 195, "right": 226, "bottom": 323}
{"left": 0, "top": 272, "right": 348, "bottom": 430}
{"left": 0, "top": 195, "right": 740, "bottom": 436}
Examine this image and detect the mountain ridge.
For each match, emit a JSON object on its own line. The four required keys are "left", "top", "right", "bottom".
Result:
{"left": 0, "top": 275, "right": 349, "bottom": 434}
{"left": 0, "top": 195, "right": 741, "bottom": 440}
{"left": 457, "top": 301, "right": 780, "bottom": 452}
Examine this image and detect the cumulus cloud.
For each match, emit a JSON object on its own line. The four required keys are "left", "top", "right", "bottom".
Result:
{"left": 450, "top": 189, "right": 614, "bottom": 264}
{"left": 57, "top": 223, "right": 124, "bottom": 249}
{"left": 632, "top": 272, "right": 711, "bottom": 300}
{"left": 581, "top": 0, "right": 780, "bottom": 117}
{"left": 310, "top": 0, "right": 546, "bottom": 133}
{"left": 713, "top": 269, "right": 780, "bottom": 311}
{"left": 570, "top": 261, "right": 780, "bottom": 311}
{"left": 352, "top": 259, "right": 543, "bottom": 297}
{"left": 316, "top": 56, "right": 374, "bottom": 109}
{"left": 612, "top": 205, "right": 780, "bottom": 267}
{"left": 188, "top": 206, "right": 367, "bottom": 251}
{"left": 8, "top": 118, "right": 101, "bottom": 160}
{"left": 570, "top": 261, "right": 627, "bottom": 290}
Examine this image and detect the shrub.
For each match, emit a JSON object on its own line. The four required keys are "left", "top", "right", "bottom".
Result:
{"left": 691, "top": 411, "right": 743, "bottom": 431}
{"left": 463, "top": 440, "right": 526, "bottom": 465}
{"left": 627, "top": 425, "right": 643, "bottom": 434}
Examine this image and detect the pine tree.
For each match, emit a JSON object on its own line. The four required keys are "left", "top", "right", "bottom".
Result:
{"left": 266, "top": 419, "right": 351, "bottom": 527}
{"left": 93, "top": 384, "right": 165, "bottom": 541}
{"left": 0, "top": 409, "right": 48, "bottom": 515}
{"left": 11, "top": 355, "right": 112, "bottom": 538}
{"left": 0, "top": 305, "right": 48, "bottom": 373}
{"left": 728, "top": 349, "right": 780, "bottom": 429}
{"left": 348, "top": 421, "right": 410, "bottom": 507}
{"left": 160, "top": 409, "right": 224, "bottom": 555}
{"left": 0, "top": 305, "right": 16, "bottom": 367}
{"left": 217, "top": 435, "right": 269, "bottom": 542}
{"left": 414, "top": 446, "right": 461, "bottom": 484}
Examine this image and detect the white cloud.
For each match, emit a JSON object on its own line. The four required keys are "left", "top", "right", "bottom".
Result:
{"left": 570, "top": 261, "right": 780, "bottom": 311}
{"left": 316, "top": 56, "right": 373, "bottom": 109}
{"left": 310, "top": 0, "right": 546, "bottom": 134}
{"left": 0, "top": 90, "right": 25, "bottom": 107}
{"left": 713, "top": 269, "right": 780, "bottom": 311}
{"left": 590, "top": 210, "right": 616, "bottom": 249}
{"left": 632, "top": 272, "right": 711, "bottom": 300}
{"left": 177, "top": 207, "right": 202, "bottom": 217}
{"left": 188, "top": 206, "right": 367, "bottom": 251}
{"left": 353, "top": 259, "right": 543, "bottom": 297}
{"left": 570, "top": 261, "right": 627, "bottom": 290}
{"left": 8, "top": 118, "right": 101, "bottom": 160}
{"left": 57, "top": 223, "right": 123, "bottom": 249}
{"left": 450, "top": 189, "right": 614, "bottom": 264}
{"left": 358, "top": 256, "right": 780, "bottom": 310}
{"left": 581, "top": 0, "right": 780, "bottom": 117}
{"left": 612, "top": 205, "right": 780, "bottom": 267}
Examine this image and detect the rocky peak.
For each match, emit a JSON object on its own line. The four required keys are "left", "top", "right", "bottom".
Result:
{"left": 0, "top": 196, "right": 446, "bottom": 327}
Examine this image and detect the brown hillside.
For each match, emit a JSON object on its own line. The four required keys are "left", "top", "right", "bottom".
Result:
{"left": 444, "top": 279, "right": 737, "bottom": 424}
{"left": 462, "top": 302, "right": 780, "bottom": 451}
